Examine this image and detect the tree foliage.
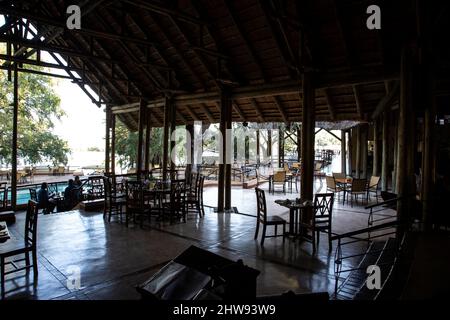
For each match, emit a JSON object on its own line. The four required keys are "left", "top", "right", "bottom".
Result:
{"left": 0, "top": 59, "right": 70, "bottom": 166}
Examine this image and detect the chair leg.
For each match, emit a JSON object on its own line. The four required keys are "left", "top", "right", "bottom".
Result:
{"left": 282, "top": 223, "right": 286, "bottom": 243}
{"left": 1, "top": 256, "right": 5, "bottom": 299}
{"left": 261, "top": 224, "right": 267, "bottom": 246}
{"left": 254, "top": 221, "right": 260, "bottom": 240}
{"left": 32, "top": 249, "right": 38, "bottom": 277}
{"left": 25, "top": 251, "right": 30, "bottom": 268}
{"left": 328, "top": 227, "right": 332, "bottom": 253}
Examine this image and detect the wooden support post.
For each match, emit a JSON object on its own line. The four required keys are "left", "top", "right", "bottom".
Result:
{"left": 396, "top": 47, "right": 415, "bottom": 222}
{"left": 225, "top": 92, "right": 232, "bottom": 210}
{"left": 137, "top": 99, "right": 146, "bottom": 178}
{"left": 361, "top": 124, "right": 368, "bottom": 179}
{"left": 111, "top": 113, "right": 116, "bottom": 175}
{"left": 297, "top": 125, "right": 301, "bottom": 162}
{"left": 372, "top": 119, "right": 379, "bottom": 176}
{"left": 144, "top": 107, "right": 151, "bottom": 171}
{"left": 256, "top": 129, "right": 260, "bottom": 165}
{"left": 381, "top": 112, "right": 389, "bottom": 191}
{"left": 392, "top": 115, "right": 398, "bottom": 193}
{"left": 341, "top": 130, "right": 346, "bottom": 175}
{"left": 267, "top": 129, "right": 272, "bottom": 160}
{"left": 170, "top": 98, "right": 176, "bottom": 177}
{"left": 217, "top": 90, "right": 231, "bottom": 212}
{"left": 162, "top": 96, "right": 171, "bottom": 181}
{"left": 421, "top": 94, "right": 435, "bottom": 228}
{"left": 105, "top": 107, "right": 111, "bottom": 174}
{"left": 355, "top": 126, "right": 361, "bottom": 178}
{"left": 185, "top": 124, "right": 194, "bottom": 178}
{"left": 278, "top": 124, "right": 283, "bottom": 167}
{"left": 11, "top": 65, "right": 18, "bottom": 210}
{"left": 348, "top": 129, "right": 353, "bottom": 176}
{"left": 301, "top": 72, "right": 315, "bottom": 200}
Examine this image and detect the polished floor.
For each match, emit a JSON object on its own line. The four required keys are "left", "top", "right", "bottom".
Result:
{"left": 1, "top": 181, "right": 396, "bottom": 300}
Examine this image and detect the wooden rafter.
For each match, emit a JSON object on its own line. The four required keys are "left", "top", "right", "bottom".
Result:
{"left": 250, "top": 98, "right": 265, "bottom": 122}
{"left": 323, "top": 88, "right": 336, "bottom": 120}
{"left": 223, "top": 0, "right": 268, "bottom": 81}
{"left": 272, "top": 96, "right": 289, "bottom": 124}
{"left": 147, "top": 12, "right": 206, "bottom": 88}
{"left": 352, "top": 85, "right": 363, "bottom": 119}
{"left": 371, "top": 81, "right": 400, "bottom": 120}
{"left": 185, "top": 105, "right": 200, "bottom": 121}
{"left": 331, "top": 0, "right": 352, "bottom": 66}
{"left": 200, "top": 103, "right": 215, "bottom": 123}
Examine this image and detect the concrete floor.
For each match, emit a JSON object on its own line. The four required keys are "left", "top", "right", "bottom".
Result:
{"left": 1, "top": 179, "right": 396, "bottom": 300}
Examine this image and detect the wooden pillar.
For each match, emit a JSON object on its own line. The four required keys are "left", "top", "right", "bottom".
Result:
{"left": 218, "top": 90, "right": 232, "bottom": 212}
{"left": 278, "top": 124, "right": 282, "bottom": 168}
{"left": 185, "top": 124, "right": 194, "bottom": 177}
{"left": 372, "top": 120, "right": 379, "bottom": 176}
{"left": 169, "top": 99, "right": 176, "bottom": 176}
{"left": 297, "top": 125, "right": 301, "bottom": 162}
{"left": 162, "top": 96, "right": 171, "bottom": 181}
{"left": 137, "top": 99, "right": 146, "bottom": 178}
{"left": 392, "top": 115, "right": 398, "bottom": 193}
{"left": 11, "top": 65, "right": 18, "bottom": 210}
{"left": 256, "top": 129, "right": 260, "bottom": 165}
{"left": 355, "top": 126, "right": 361, "bottom": 178}
{"left": 361, "top": 124, "right": 368, "bottom": 179}
{"left": 267, "top": 129, "right": 272, "bottom": 159}
{"left": 396, "top": 47, "right": 415, "bottom": 222}
{"left": 111, "top": 113, "right": 116, "bottom": 175}
{"left": 300, "top": 72, "right": 315, "bottom": 200}
{"left": 105, "top": 107, "right": 111, "bottom": 174}
{"left": 144, "top": 108, "right": 151, "bottom": 171}
{"left": 381, "top": 112, "right": 389, "bottom": 191}
{"left": 341, "top": 130, "right": 346, "bottom": 175}
{"left": 348, "top": 129, "right": 353, "bottom": 176}
{"left": 225, "top": 93, "right": 232, "bottom": 210}
{"left": 421, "top": 101, "right": 435, "bottom": 227}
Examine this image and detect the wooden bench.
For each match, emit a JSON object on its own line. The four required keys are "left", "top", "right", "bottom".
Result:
{"left": 0, "top": 211, "right": 16, "bottom": 224}
{"left": 80, "top": 199, "right": 104, "bottom": 211}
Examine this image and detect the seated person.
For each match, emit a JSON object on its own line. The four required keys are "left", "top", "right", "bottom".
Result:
{"left": 64, "top": 179, "right": 80, "bottom": 209}
{"left": 37, "top": 182, "right": 56, "bottom": 214}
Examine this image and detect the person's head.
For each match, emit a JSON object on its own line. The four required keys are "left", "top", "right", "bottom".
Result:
{"left": 74, "top": 176, "right": 80, "bottom": 182}
{"left": 68, "top": 179, "right": 74, "bottom": 187}
{"left": 41, "top": 182, "right": 47, "bottom": 189}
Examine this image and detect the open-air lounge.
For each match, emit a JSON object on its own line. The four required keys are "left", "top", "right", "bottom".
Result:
{"left": 0, "top": 0, "right": 450, "bottom": 306}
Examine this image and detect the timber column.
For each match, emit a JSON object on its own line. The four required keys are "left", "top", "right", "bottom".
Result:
{"left": 11, "top": 65, "right": 18, "bottom": 210}
{"left": 137, "top": 99, "right": 146, "bottom": 178}
{"left": 381, "top": 112, "right": 389, "bottom": 191}
{"left": 218, "top": 89, "right": 232, "bottom": 212}
{"left": 341, "top": 130, "right": 346, "bottom": 175}
{"left": 144, "top": 107, "right": 152, "bottom": 172}
{"left": 300, "top": 72, "right": 315, "bottom": 201}
{"left": 111, "top": 112, "right": 116, "bottom": 175}
{"left": 162, "top": 96, "right": 172, "bottom": 181}
{"left": 105, "top": 107, "right": 111, "bottom": 174}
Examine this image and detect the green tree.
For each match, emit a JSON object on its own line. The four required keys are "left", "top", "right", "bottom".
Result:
{"left": 0, "top": 61, "right": 70, "bottom": 166}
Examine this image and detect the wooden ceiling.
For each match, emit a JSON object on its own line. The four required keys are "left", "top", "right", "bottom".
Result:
{"left": 0, "top": 0, "right": 425, "bottom": 130}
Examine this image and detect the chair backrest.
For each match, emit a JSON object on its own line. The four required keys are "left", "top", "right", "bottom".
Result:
{"left": 29, "top": 188, "right": 38, "bottom": 201}
{"left": 197, "top": 175, "right": 205, "bottom": 200}
{"left": 351, "top": 178, "right": 367, "bottom": 192}
{"left": 255, "top": 188, "right": 267, "bottom": 222}
{"left": 25, "top": 200, "right": 39, "bottom": 247}
{"left": 125, "top": 180, "right": 144, "bottom": 210}
{"left": 103, "top": 176, "right": 112, "bottom": 199}
{"left": 314, "top": 162, "right": 322, "bottom": 171}
{"left": 273, "top": 170, "right": 286, "bottom": 182}
{"left": 333, "top": 172, "right": 346, "bottom": 180}
{"left": 326, "top": 176, "right": 337, "bottom": 189}
{"left": 313, "top": 193, "right": 334, "bottom": 224}
{"left": 369, "top": 176, "right": 380, "bottom": 189}
{"left": 283, "top": 163, "right": 290, "bottom": 172}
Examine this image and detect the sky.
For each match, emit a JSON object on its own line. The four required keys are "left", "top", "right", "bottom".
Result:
{"left": 51, "top": 78, "right": 105, "bottom": 151}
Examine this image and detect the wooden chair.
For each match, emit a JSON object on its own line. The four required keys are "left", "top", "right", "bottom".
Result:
{"left": 347, "top": 178, "right": 368, "bottom": 207}
{"left": 270, "top": 170, "right": 286, "bottom": 194}
{"left": 326, "top": 176, "right": 343, "bottom": 199}
{"left": 332, "top": 172, "right": 346, "bottom": 180}
{"left": 254, "top": 188, "right": 286, "bottom": 246}
{"left": 1, "top": 200, "right": 39, "bottom": 299}
{"left": 163, "top": 180, "right": 187, "bottom": 223}
{"left": 366, "top": 176, "right": 381, "bottom": 202}
{"left": 185, "top": 175, "right": 205, "bottom": 217}
{"left": 314, "top": 161, "right": 326, "bottom": 180}
{"left": 125, "top": 180, "right": 150, "bottom": 227}
{"left": 299, "top": 193, "right": 334, "bottom": 254}
{"left": 103, "top": 177, "right": 126, "bottom": 223}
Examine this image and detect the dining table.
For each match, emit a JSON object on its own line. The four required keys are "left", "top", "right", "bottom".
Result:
{"left": 274, "top": 198, "right": 314, "bottom": 239}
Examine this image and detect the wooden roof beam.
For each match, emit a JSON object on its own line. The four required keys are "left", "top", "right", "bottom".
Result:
{"left": 147, "top": 13, "right": 206, "bottom": 88}
{"left": 323, "top": 89, "right": 336, "bottom": 120}
{"left": 352, "top": 85, "right": 364, "bottom": 120}
{"left": 200, "top": 103, "right": 215, "bottom": 123}
{"left": 273, "top": 96, "right": 289, "bottom": 124}
{"left": 185, "top": 105, "right": 200, "bottom": 121}
{"left": 223, "top": 0, "right": 268, "bottom": 81}
{"left": 371, "top": 81, "right": 400, "bottom": 120}
{"left": 232, "top": 101, "right": 246, "bottom": 121}
{"left": 250, "top": 98, "right": 265, "bottom": 122}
